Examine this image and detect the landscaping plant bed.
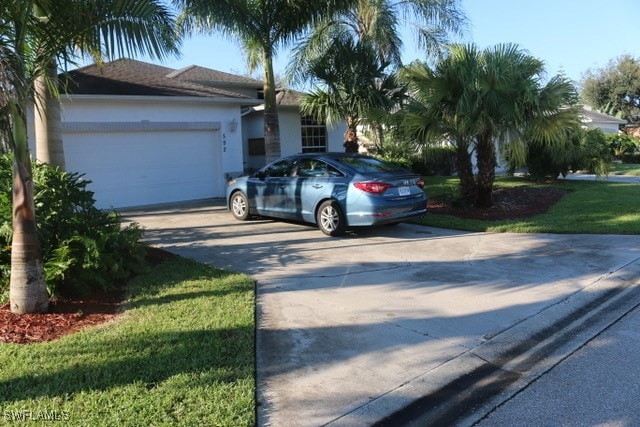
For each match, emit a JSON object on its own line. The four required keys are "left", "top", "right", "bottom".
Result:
{"left": 0, "top": 247, "right": 175, "bottom": 344}
{"left": 427, "top": 186, "right": 567, "bottom": 220}
{"left": 0, "top": 292, "right": 123, "bottom": 344}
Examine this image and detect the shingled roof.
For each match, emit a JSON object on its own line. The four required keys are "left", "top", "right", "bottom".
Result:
{"left": 61, "top": 58, "right": 256, "bottom": 99}
{"left": 166, "top": 65, "right": 263, "bottom": 88}
{"left": 581, "top": 106, "right": 627, "bottom": 125}
{"left": 276, "top": 88, "right": 303, "bottom": 107}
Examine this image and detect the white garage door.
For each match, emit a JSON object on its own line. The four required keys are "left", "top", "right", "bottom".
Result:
{"left": 64, "top": 127, "right": 222, "bottom": 209}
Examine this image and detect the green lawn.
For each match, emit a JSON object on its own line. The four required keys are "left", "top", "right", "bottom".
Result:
{"left": 418, "top": 176, "right": 640, "bottom": 234}
{"left": 610, "top": 163, "right": 640, "bottom": 176}
{"left": 0, "top": 256, "right": 255, "bottom": 426}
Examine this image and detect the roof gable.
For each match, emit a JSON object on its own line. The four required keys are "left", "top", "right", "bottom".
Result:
{"left": 61, "top": 59, "right": 252, "bottom": 99}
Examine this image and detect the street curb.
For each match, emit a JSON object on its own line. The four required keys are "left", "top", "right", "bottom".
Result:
{"left": 329, "top": 259, "right": 640, "bottom": 426}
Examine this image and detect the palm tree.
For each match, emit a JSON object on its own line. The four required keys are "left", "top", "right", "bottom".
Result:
{"left": 290, "top": 0, "right": 465, "bottom": 154}
{"left": 400, "top": 44, "right": 580, "bottom": 208}
{"left": 300, "top": 38, "right": 400, "bottom": 152}
{"left": 2, "top": 0, "right": 178, "bottom": 314}
{"left": 400, "top": 46, "right": 478, "bottom": 203}
{"left": 2, "top": 1, "right": 50, "bottom": 313}
{"left": 288, "top": 0, "right": 466, "bottom": 83}
{"left": 471, "top": 44, "right": 580, "bottom": 207}
{"left": 175, "top": 0, "right": 357, "bottom": 163}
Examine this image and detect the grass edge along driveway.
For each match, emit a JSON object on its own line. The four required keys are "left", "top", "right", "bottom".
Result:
{"left": 418, "top": 176, "right": 640, "bottom": 234}
{"left": 0, "top": 256, "right": 255, "bottom": 427}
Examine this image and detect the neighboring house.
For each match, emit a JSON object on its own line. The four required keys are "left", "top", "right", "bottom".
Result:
{"left": 27, "top": 59, "right": 345, "bottom": 209}
{"left": 581, "top": 106, "right": 627, "bottom": 133}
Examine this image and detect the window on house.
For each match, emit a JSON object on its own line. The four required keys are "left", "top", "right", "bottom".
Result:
{"left": 301, "top": 116, "right": 327, "bottom": 153}
{"left": 248, "top": 138, "right": 266, "bottom": 155}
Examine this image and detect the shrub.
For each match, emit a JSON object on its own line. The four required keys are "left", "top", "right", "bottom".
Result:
{"left": 410, "top": 147, "right": 455, "bottom": 176}
{"left": 525, "top": 128, "right": 611, "bottom": 180}
{"left": 621, "top": 153, "right": 640, "bottom": 163}
{"left": 0, "top": 154, "right": 148, "bottom": 300}
{"left": 605, "top": 133, "right": 640, "bottom": 160}
{"left": 380, "top": 138, "right": 455, "bottom": 176}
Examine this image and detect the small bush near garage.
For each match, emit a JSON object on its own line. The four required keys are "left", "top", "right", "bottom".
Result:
{"left": 0, "top": 154, "right": 147, "bottom": 300}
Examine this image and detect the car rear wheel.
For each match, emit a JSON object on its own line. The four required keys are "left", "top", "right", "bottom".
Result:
{"left": 317, "top": 200, "right": 346, "bottom": 236}
{"left": 230, "top": 191, "right": 251, "bottom": 221}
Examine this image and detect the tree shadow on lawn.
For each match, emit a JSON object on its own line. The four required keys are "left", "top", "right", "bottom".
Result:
{"left": 0, "top": 325, "right": 254, "bottom": 404}
{"left": 0, "top": 252, "right": 255, "bottom": 404}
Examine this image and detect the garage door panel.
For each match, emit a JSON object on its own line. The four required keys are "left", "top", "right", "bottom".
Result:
{"left": 92, "top": 178, "right": 216, "bottom": 208}
{"left": 64, "top": 130, "right": 221, "bottom": 208}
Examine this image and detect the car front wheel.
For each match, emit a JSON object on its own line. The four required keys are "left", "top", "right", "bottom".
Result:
{"left": 317, "top": 200, "right": 346, "bottom": 236}
{"left": 230, "top": 191, "right": 251, "bottom": 221}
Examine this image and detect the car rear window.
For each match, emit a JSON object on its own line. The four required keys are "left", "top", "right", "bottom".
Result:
{"left": 337, "top": 157, "right": 407, "bottom": 173}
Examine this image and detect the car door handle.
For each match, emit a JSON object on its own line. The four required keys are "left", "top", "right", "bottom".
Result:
{"left": 312, "top": 184, "right": 323, "bottom": 189}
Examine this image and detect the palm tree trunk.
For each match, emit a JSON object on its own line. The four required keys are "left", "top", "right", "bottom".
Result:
{"left": 454, "top": 140, "right": 475, "bottom": 204}
{"left": 343, "top": 119, "right": 359, "bottom": 153}
{"left": 10, "top": 153, "right": 48, "bottom": 314}
{"left": 263, "top": 50, "right": 281, "bottom": 164}
{"left": 375, "top": 122, "right": 384, "bottom": 155}
{"left": 34, "top": 59, "right": 66, "bottom": 169}
{"left": 475, "top": 132, "right": 497, "bottom": 208}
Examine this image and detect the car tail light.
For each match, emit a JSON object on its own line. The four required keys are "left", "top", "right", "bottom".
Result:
{"left": 354, "top": 181, "right": 393, "bottom": 194}
{"left": 416, "top": 178, "right": 425, "bottom": 189}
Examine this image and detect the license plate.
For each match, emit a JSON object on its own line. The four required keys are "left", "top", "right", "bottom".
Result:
{"left": 398, "top": 186, "right": 410, "bottom": 196}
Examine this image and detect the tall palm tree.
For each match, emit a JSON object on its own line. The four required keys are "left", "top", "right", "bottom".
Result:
{"left": 175, "top": 0, "right": 357, "bottom": 163}
{"left": 2, "top": 1, "right": 50, "bottom": 313}
{"left": 400, "top": 44, "right": 580, "bottom": 208}
{"left": 2, "top": 0, "right": 178, "bottom": 314}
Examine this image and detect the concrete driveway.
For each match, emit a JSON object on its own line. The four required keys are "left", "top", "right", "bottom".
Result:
{"left": 123, "top": 199, "right": 640, "bottom": 426}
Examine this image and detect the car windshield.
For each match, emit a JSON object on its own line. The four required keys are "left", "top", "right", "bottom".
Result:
{"left": 337, "top": 157, "right": 407, "bottom": 174}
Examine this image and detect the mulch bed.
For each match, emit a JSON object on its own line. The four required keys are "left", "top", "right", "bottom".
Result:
{"left": 427, "top": 186, "right": 567, "bottom": 220}
{"left": 1, "top": 188, "right": 565, "bottom": 345}
{"left": 0, "top": 291, "right": 124, "bottom": 344}
{"left": 0, "top": 247, "right": 176, "bottom": 345}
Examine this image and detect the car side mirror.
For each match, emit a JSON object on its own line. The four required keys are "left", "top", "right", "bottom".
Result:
{"left": 254, "top": 171, "right": 266, "bottom": 179}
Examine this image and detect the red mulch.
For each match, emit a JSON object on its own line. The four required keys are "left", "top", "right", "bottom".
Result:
{"left": 1, "top": 189, "right": 564, "bottom": 345}
{"left": 0, "top": 292, "right": 124, "bottom": 344}
{"left": 0, "top": 247, "right": 175, "bottom": 345}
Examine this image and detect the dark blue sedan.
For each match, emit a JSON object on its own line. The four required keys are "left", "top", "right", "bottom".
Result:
{"left": 226, "top": 153, "right": 428, "bottom": 236}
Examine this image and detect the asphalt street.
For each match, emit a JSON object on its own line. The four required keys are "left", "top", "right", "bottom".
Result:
{"left": 476, "top": 302, "right": 640, "bottom": 426}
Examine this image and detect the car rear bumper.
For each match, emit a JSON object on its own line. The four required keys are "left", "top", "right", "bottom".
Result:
{"left": 345, "top": 197, "right": 428, "bottom": 226}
